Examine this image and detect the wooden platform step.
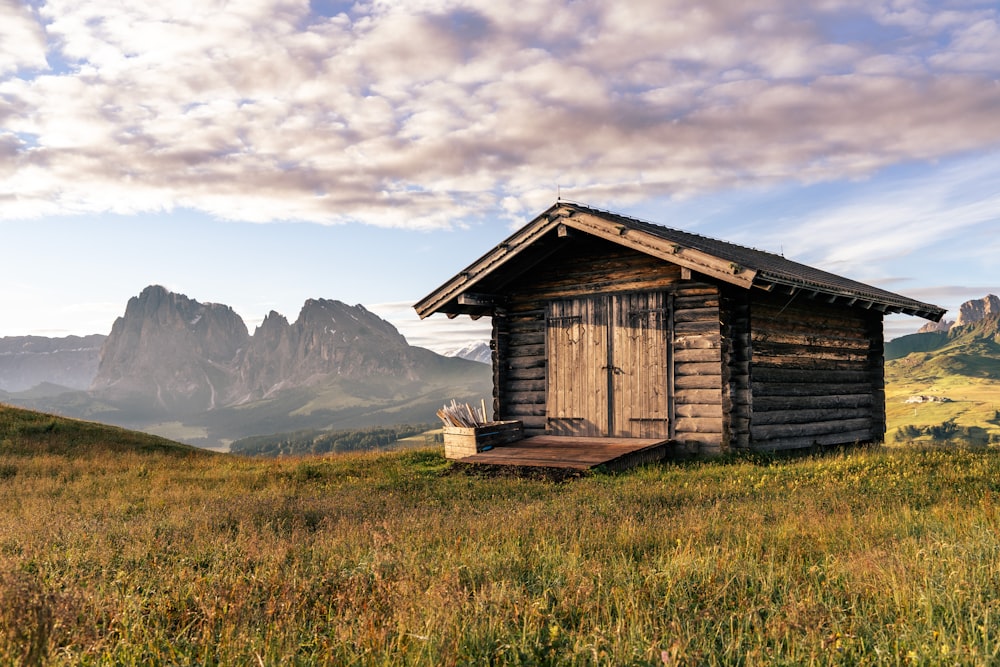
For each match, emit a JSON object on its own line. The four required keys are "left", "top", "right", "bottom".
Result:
{"left": 456, "top": 435, "right": 671, "bottom": 471}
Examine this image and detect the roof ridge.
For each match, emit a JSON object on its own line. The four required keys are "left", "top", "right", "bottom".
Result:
{"left": 562, "top": 200, "right": 788, "bottom": 260}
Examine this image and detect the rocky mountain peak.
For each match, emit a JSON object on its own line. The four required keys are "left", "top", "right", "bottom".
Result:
{"left": 295, "top": 299, "right": 406, "bottom": 346}
{"left": 954, "top": 294, "right": 1000, "bottom": 328}
{"left": 445, "top": 341, "right": 491, "bottom": 364}
{"left": 914, "top": 295, "right": 998, "bottom": 334}
{"left": 91, "top": 287, "right": 251, "bottom": 412}
{"left": 917, "top": 319, "right": 953, "bottom": 334}
{"left": 256, "top": 310, "right": 290, "bottom": 335}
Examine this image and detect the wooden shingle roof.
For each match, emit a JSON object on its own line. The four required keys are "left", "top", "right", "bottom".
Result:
{"left": 414, "top": 202, "right": 946, "bottom": 322}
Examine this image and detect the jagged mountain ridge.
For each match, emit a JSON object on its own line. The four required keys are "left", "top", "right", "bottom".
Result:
{"left": 92, "top": 286, "right": 249, "bottom": 413}
{"left": 444, "top": 341, "right": 491, "bottom": 364}
{"left": 90, "top": 285, "right": 474, "bottom": 415}
{"left": 916, "top": 294, "right": 999, "bottom": 334}
{"left": 889, "top": 295, "right": 1000, "bottom": 363}
{"left": 886, "top": 315, "right": 1000, "bottom": 381}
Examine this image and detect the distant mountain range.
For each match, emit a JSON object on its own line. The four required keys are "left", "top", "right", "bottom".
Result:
{"left": 0, "top": 334, "right": 105, "bottom": 392}
{"left": 886, "top": 295, "right": 1000, "bottom": 364}
{"left": 913, "top": 294, "right": 999, "bottom": 335}
{"left": 444, "top": 341, "right": 492, "bottom": 364}
{"left": 1, "top": 285, "right": 491, "bottom": 448}
{"left": 0, "top": 292, "right": 490, "bottom": 396}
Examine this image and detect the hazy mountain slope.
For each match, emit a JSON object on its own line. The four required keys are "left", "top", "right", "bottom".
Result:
{"left": 885, "top": 331, "right": 949, "bottom": 361}
{"left": 180, "top": 351, "right": 492, "bottom": 446}
{"left": 0, "top": 334, "right": 105, "bottom": 391}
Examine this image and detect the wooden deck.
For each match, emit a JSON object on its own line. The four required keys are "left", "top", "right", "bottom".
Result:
{"left": 455, "top": 435, "right": 671, "bottom": 472}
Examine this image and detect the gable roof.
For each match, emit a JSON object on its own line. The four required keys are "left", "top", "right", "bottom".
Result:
{"left": 414, "top": 202, "right": 947, "bottom": 322}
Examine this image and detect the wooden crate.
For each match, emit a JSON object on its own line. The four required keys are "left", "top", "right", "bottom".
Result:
{"left": 443, "top": 421, "right": 524, "bottom": 459}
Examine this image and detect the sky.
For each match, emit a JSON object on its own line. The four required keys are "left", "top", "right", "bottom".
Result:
{"left": 2, "top": 0, "right": 1000, "bottom": 352}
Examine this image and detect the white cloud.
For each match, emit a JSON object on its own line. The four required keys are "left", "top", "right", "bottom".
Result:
{"left": 715, "top": 152, "right": 1000, "bottom": 340}
{"left": 2, "top": 0, "right": 1000, "bottom": 228}
{"left": 0, "top": 0, "right": 48, "bottom": 75}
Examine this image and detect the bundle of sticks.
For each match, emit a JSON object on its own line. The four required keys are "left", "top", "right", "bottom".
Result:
{"left": 436, "top": 399, "right": 490, "bottom": 428}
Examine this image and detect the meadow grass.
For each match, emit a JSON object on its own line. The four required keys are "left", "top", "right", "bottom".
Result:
{"left": 884, "top": 361, "right": 1000, "bottom": 444}
{"left": 2, "top": 411, "right": 1000, "bottom": 666}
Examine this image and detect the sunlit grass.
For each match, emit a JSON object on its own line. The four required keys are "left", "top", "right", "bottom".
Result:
{"left": 885, "top": 372, "right": 1000, "bottom": 444}
{"left": 2, "top": 403, "right": 1000, "bottom": 665}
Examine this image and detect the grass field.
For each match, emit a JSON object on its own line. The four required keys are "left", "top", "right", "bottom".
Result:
{"left": 3, "top": 405, "right": 1000, "bottom": 665}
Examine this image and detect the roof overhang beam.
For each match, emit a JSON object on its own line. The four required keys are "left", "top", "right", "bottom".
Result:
{"left": 559, "top": 209, "right": 757, "bottom": 290}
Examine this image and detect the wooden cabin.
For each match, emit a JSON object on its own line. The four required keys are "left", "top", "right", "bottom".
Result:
{"left": 415, "top": 202, "right": 946, "bottom": 454}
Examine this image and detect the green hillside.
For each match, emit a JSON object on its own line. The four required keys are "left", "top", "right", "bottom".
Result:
{"left": 884, "top": 330, "right": 948, "bottom": 360}
{"left": 885, "top": 317, "right": 1000, "bottom": 444}
{"left": 0, "top": 403, "right": 204, "bottom": 457}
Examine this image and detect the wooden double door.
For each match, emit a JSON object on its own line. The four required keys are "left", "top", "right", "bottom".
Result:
{"left": 546, "top": 292, "right": 673, "bottom": 438}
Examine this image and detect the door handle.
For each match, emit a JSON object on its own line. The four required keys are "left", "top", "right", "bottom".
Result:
{"left": 602, "top": 365, "right": 625, "bottom": 375}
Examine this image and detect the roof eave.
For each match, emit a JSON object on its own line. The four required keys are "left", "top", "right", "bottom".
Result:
{"left": 753, "top": 274, "right": 948, "bottom": 322}
{"left": 413, "top": 204, "right": 566, "bottom": 319}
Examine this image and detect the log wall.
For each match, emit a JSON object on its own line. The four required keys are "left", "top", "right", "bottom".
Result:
{"left": 671, "top": 287, "right": 724, "bottom": 452}
{"left": 719, "top": 289, "right": 751, "bottom": 450}
{"left": 747, "top": 290, "right": 885, "bottom": 450}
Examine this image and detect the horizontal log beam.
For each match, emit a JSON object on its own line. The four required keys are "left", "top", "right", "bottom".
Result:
{"left": 504, "top": 403, "right": 547, "bottom": 417}
{"left": 506, "top": 355, "right": 545, "bottom": 370}
{"left": 752, "top": 407, "right": 873, "bottom": 426}
{"left": 751, "top": 330, "right": 869, "bottom": 349}
{"left": 674, "top": 388, "right": 724, "bottom": 404}
{"left": 751, "top": 417, "right": 872, "bottom": 440}
{"left": 751, "top": 368, "right": 871, "bottom": 384}
{"left": 751, "top": 428, "right": 877, "bottom": 451}
{"left": 751, "top": 382, "right": 875, "bottom": 397}
{"left": 506, "top": 380, "right": 545, "bottom": 393}
{"left": 752, "top": 394, "right": 873, "bottom": 410}
{"left": 752, "top": 358, "right": 869, "bottom": 371}
{"left": 675, "top": 404, "right": 724, "bottom": 419}
{"left": 675, "top": 361, "right": 722, "bottom": 377}
{"left": 674, "top": 375, "right": 721, "bottom": 390}
{"left": 674, "top": 306, "right": 719, "bottom": 323}
{"left": 673, "top": 334, "right": 722, "bottom": 350}
{"left": 676, "top": 417, "right": 724, "bottom": 435}
{"left": 674, "top": 348, "right": 723, "bottom": 363}
{"left": 753, "top": 342, "right": 869, "bottom": 361}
